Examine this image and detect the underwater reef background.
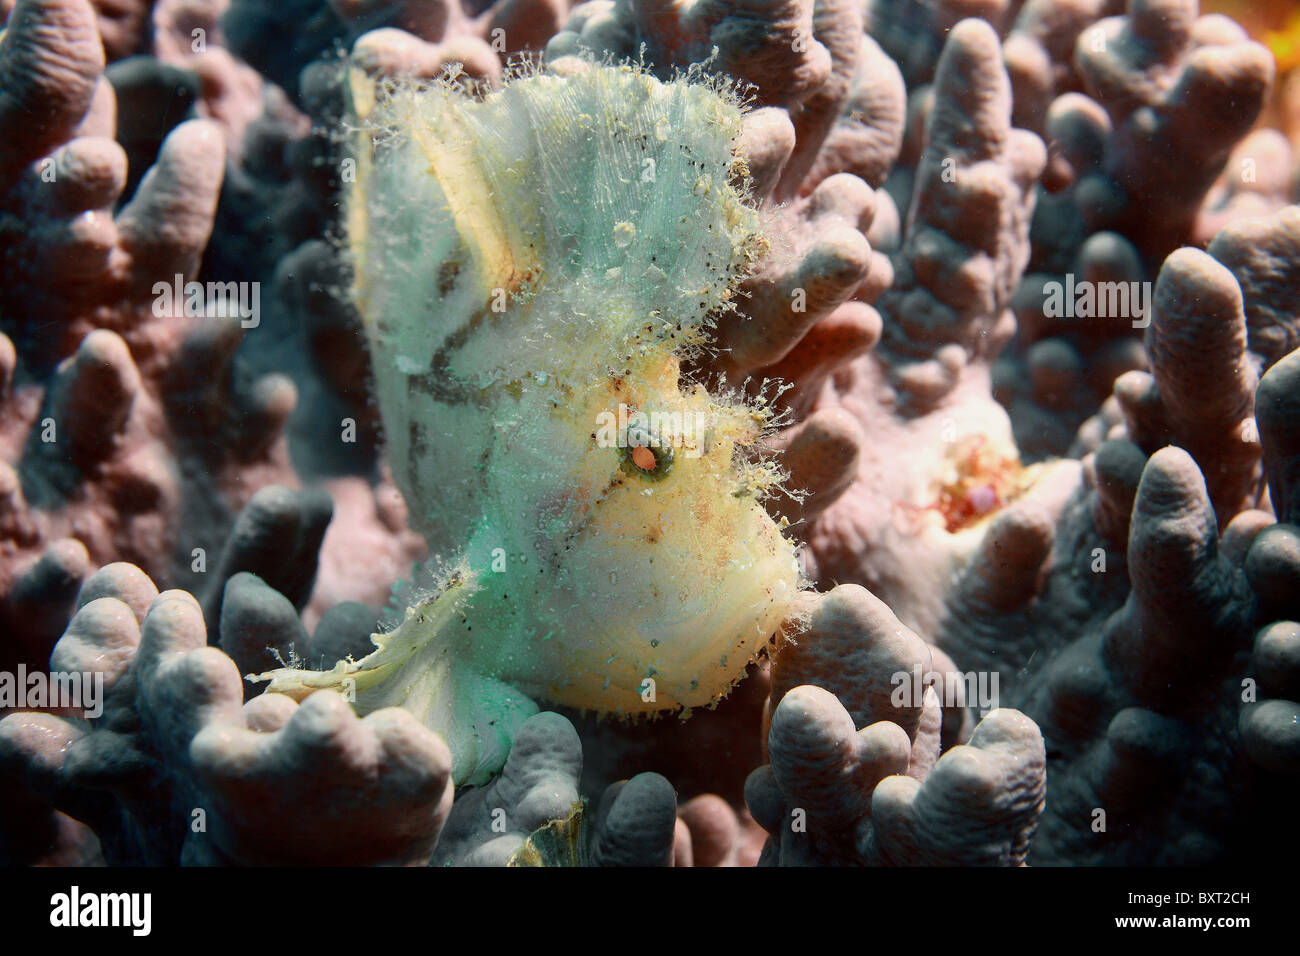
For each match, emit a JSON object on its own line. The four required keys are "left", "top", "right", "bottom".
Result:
{"left": 0, "top": 0, "right": 1297, "bottom": 868}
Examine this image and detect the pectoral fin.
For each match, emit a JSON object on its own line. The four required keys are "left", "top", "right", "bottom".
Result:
{"left": 250, "top": 570, "right": 537, "bottom": 786}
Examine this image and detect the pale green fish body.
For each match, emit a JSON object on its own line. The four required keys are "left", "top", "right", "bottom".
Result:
{"left": 255, "top": 61, "right": 806, "bottom": 786}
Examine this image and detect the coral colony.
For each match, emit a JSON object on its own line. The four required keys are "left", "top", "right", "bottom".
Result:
{"left": 0, "top": 0, "right": 1297, "bottom": 872}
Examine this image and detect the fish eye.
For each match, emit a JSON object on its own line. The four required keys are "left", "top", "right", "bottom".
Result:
{"left": 619, "top": 440, "right": 674, "bottom": 481}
